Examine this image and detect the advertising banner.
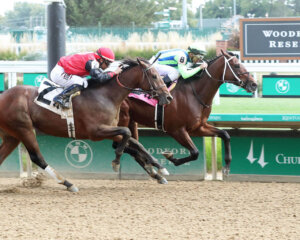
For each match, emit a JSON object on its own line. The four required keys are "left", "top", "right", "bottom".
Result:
{"left": 224, "top": 136, "right": 300, "bottom": 177}
{"left": 0, "top": 73, "right": 4, "bottom": 92}
{"left": 23, "top": 73, "right": 48, "bottom": 87}
{"left": 36, "top": 134, "right": 206, "bottom": 180}
{"left": 219, "top": 83, "right": 253, "bottom": 96}
{"left": 240, "top": 18, "right": 300, "bottom": 60}
{"left": 262, "top": 75, "right": 300, "bottom": 97}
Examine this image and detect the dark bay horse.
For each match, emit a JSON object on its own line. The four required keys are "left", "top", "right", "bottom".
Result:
{"left": 116, "top": 51, "right": 257, "bottom": 175}
{"left": 0, "top": 58, "right": 172, "bottom": 191}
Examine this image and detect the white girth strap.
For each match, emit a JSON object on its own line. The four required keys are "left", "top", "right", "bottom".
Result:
{"left": 61, "top": 93, "right": 79, "bottom": 139}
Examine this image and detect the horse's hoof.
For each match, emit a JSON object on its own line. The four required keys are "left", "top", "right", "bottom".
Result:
{"left": 67, "top": 185, "right": 79, "bottom": 192}
{"left": 145, "top": 164, "right": 157, "bottom": 175}
{"left": 112, "top": 161, "right": 120, "bottom": 172}
{"left": 162, "top": 151, "right": 173, "bottom": 159}
{"left": 222, "top": 167, "right": 230, "bottom": 177}
{"left": 158, "top": 168, "right": 169, "bottom": 176}
{"left": 158, "top": 177, "right": 168, "bottom": 184}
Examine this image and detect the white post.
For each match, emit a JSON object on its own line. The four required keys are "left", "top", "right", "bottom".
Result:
{"left": 211, "top": 136, "right": 217, "bottom": 180}
{"left": 8, "top": 72, "right": 17, "bottom": 88}
{"left": 213, "top": 89, "right": 220, "bottom": 105}
{"left": 253, "top": 72, "right": 258, "bottom": 98}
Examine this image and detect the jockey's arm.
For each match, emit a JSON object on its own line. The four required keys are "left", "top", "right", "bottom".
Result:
{"left": 86, "top": 60, "right": 122, "bottom": 84}
{"left": 178, "top": 64, "right": 202, "bottom": 79}
{"left": 175, "top": 53, "right": 202, "bottom": 79}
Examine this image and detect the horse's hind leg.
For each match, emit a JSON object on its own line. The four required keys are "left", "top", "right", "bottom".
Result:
{"left": 0, "top": 133, "right": 20, "bottom": 165}
{"left": 19, "top": 130, "right": 78, "bottom": 192}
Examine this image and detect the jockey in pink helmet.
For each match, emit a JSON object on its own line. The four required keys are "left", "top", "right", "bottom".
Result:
{"left": 50, "top": 47, "right": 122, "bottom": 109}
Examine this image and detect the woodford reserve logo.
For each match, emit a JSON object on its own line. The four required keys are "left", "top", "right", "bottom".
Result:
{"left": 240, "top": 18, "right": 300, "bottom": 59}
{"left": 262, "top": 30, "right": 300, "bottom": 48}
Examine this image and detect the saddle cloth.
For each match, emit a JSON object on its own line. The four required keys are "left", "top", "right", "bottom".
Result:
{"left": 128, "top": 81, "right": 176, "bottom": 106}
{"left": 34, "top": 79, "right": 77, "bottom": 138}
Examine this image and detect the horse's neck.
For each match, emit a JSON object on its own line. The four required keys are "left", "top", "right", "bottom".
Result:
{"left": 178, "top": 71, "right": 221, "bottom": 108}
{"left": 195, "top": 59, "right": 225, "bottom": 105}
{"left": 109, "top": 69, "right": 140, "bottom": 104}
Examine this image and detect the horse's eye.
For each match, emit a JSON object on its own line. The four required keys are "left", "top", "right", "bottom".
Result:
{"left": 234, "top": 64, "right": 240, "bottom": 68}
{"left": 152, "top": 75, "right": 157, "bottom": 79}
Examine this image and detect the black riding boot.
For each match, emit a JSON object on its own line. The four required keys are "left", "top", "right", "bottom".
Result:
{"left": 53, "top": 84, "right": 83, "bottom": 109}
{"left": 163, "top": 75, "right": 172, "bottom": 87}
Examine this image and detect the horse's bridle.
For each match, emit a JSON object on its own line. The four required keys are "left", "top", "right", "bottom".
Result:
{"left": 205, "top": 55, "right": 251, "bottom": 87}
{"left": 189, "top": 54, "right": 251, "bottom": 109}
{"left": 116, "top": 61, "right": 166, "bottom": 98}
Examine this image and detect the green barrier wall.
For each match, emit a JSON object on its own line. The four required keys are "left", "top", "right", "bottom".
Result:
{"left": 262, "top": 75, "right": 300, "bottom": 97}
{"left": 223, "top": 130, "right": 300, "bottom": 182}
{"left": 36, "top": 135, "right": 118, "bottom": 178}
{"left": 36, "top": 132, "right": 206, "bottom": 180}
{"left": 23, "top": 73, "right": 48, "bottom": 87}
{"left": 219, "top": 83, "right": 252, "bottom": 96}
{"left": 0, "top": 140, "right": 20, "bottom": 177}
{"left": 0, "top": 73, "right": 4, "bottom": 91}
{"left": 121, "top": 135, "right": 205, "bottom": 180}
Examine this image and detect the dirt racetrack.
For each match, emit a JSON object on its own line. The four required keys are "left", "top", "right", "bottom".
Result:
{"left": 0, "top": 177, "right": 299, "bottom": 240}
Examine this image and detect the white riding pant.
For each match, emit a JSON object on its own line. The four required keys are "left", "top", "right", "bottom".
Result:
{"left": 50, "top": 64, "right": 88, "bottom": 88}
{"left": 153, "top": 63, "right": 180, "bottom": 82}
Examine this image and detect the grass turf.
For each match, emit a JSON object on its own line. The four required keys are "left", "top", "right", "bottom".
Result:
{"left": 211, "top": 97, "right": 300, "bottom": 114}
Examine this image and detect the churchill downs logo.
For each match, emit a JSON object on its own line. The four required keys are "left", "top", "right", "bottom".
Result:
{"left": 65, "top": 140, "right": 93, "bottom": 168}
{"left": 246, "top": 140, "right": 268, "bottom": 168}
{"left": 246, "top": 140, "right": 300, "bottom": 168}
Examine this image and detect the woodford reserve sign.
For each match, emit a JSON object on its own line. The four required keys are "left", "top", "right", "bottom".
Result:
{"left": 240, "top": 18, "right": 300, "bottom": 60}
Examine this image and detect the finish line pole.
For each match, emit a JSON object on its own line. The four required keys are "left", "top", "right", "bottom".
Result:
{"left": 47, "top": 0, "right": 66, "bottom": 78}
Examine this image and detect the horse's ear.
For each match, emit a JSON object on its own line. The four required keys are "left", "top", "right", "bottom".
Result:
{"left": 220, "top": 49, "right": 225, "bottom": 55}
{"left": 136, "top": 57, "right": 146, "bottom": 68}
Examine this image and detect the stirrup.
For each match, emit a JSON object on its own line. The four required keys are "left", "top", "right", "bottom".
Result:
{"left": 53, "top": 97, "right": 70, "bottom": 109}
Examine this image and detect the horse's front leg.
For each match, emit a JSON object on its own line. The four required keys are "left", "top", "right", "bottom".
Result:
{"left": 194, "top": 124, "right": 232, "bottom": 176}
{"left": 91, "top": 125, "right": 132, "bottom": 171}
{"left": 162, "top": 128, "right": 199, "bottom": 166}
{"left": 113, "top": 138, "right": 169, "bottom": 184}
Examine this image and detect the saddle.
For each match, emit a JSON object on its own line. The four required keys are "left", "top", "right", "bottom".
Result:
{"left": 34, "top": 79, "right": 78, "bottom": 138}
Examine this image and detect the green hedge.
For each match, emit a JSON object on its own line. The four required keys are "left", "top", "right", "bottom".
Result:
{"left": 0, "top": 48, "right": 216, "bottom": 61}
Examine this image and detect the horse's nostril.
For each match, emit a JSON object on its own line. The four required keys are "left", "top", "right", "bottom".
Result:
{"left": 167, "top": 95, "right": 173, "bottom": 102}
{"left": 251, "top": 83, "right": 257, "bottom": 89}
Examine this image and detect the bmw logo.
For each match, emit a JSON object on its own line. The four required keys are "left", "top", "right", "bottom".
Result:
{"left": 34, "top": 75, "right": 47, "bottom": 87}
{"left": 226, "top": 83, "right": 239, "bottom": 93}
{"left": 65, "top": 140, "right": 93, "bottom": 168}
{"left": 275, "top": 79, "right": 289, "bottom": 94}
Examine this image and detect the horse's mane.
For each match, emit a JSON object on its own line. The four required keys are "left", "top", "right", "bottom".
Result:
{"left": 120, "top": 58, "right": 149, "bottom": 71}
